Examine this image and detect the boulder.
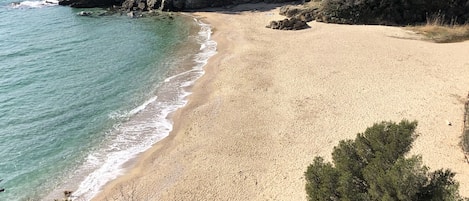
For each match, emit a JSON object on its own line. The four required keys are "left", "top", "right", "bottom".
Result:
{"left": 137, "top": 0, "right": 146, "bottom": 10}
{"left": 146, "top": 0, "right": 161, "bottom": 10}
{"left": 121, "top": 0, "right": 136, "bottom": 10}
{"left": 266, "top": 17, "right": 309, "bottom": 30}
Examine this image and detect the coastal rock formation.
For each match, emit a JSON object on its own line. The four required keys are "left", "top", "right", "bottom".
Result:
{"left": 121, "top": 0, "right": 298, "bottom": 11}
{"left": 167, "top": 0, "right": 295, "bottom": 11}
{"left": 279, "top": 4, "right": 318, "bottom": 22}
{"left": 266, "top": 4, "right": 316, "bottom": 31}
{"left": 121, "top": 0, "right": 160, "bottom": 11}
{"left": 266, "top": 17, "right": 309, "bottom": 30}
{"left": 58, "top": 0, "right": 121, "bottom": 7}
{"left": 59, "top": 0, "right": 296, "bottom": 10}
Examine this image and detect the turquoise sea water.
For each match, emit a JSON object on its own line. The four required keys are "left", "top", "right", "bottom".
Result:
{"left": 0, "top": 1, "right": 215, "bottom": 200}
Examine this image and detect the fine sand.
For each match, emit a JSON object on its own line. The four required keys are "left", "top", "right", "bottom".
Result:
{"left": 92, "top": 3, "right": 469, "bottom": 200}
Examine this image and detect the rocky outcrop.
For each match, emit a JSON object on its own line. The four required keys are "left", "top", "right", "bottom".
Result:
{"left": 166, "top": 0, "right": 294, "bottom": 11}
{"left": 279, "top": 4, "right": 318, "bottom": 22}
{"left": 59, "top": 0, "right": 121, "bottom": 7}
{"left": 266, "top": 17, "right": 309, "bottom": 30}
{"left": 120, "top": 0, "right": 162, "bottom": 11}
{"left": 266, "top": 4, "right": 317, "bottom": 31}
{"left": 59, "top": 0, "right": 296, "bottom": 10}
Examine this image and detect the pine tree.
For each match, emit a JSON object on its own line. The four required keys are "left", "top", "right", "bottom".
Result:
{"left": 305, "top": 120, "right": 466, "bottom": 201}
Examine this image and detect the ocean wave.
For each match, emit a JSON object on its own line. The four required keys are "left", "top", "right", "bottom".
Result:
{"left": 164, "top": 19, "right": 217, "bottom": 83}
{"left": 71, "top": 18, "right": 217, "bottom": 201}
{"left": 108, "top": 96, "right": 158, "bottom": 120}
{"left": 10, "top": 0, "right": 58, "bottom": 8}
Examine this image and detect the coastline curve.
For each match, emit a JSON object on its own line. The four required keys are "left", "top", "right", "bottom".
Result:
{"left": 70, "top": 17, "right": 217, "bottom": 201}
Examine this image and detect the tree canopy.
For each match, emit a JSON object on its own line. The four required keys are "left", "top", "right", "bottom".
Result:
{"left": 305, "top": 120, "right": 467, "bottom": 201}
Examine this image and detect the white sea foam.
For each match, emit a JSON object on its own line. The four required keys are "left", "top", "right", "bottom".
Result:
{"left": 71, "top": 18, "right": 217, "bottom": 201}
{"left": 10, "top": 0, "right": 58, "bottom": 8}
{"left": 164, "top": 19, "right": 217, "bottom": 83}
{"left": 128, "top": 96, "right": 158, "bottom": 116}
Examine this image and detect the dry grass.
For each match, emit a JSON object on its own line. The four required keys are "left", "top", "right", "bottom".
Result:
{"left": 410, "top": 24, "right": 469, "bottom": 43}
{"left": 408, "top": 15, "right": 469, "bottom": 43}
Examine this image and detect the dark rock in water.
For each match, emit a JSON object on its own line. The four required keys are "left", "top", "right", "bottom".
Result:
{"left": 0, "top": 179, "right": 5, "bottom": 193}
{"left": 77, "top": 11, "right": 93, "bottom": 16}
{"left": 126, "top": 10, "right": 145, "bottom": 17}
{"left": 266, "top": 17, "right": 309, "bottom": 30}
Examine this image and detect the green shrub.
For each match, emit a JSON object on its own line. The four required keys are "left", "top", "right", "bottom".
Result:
{"left": 305, "top": 120, "right": 467, "bottom": 201}
{"left": 318, "top": 0, "right": 469, "bottom": 25}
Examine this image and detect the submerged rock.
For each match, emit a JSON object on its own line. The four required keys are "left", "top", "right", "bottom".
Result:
{"left": 77, "top": 11, "right": 93, "bottom": 16}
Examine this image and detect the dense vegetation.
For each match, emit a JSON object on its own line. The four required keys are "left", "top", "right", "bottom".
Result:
{"left": 305, "top": 120, "right": 467, "bottom": 201}
{"left": 317, "top": 0, "right": 469, "bottom": 25}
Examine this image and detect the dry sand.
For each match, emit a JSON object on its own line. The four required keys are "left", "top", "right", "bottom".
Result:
{"left": 92, "top": 3, "right": 469, "bottom": 200}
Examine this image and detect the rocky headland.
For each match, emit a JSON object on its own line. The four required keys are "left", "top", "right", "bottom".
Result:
{"left": 59, "top": 0, "right": 297, "bottom": 11}
{"left": 61, "top": 0, "right": 469, "bottom": 31}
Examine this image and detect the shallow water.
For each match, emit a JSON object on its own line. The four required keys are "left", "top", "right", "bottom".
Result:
{"left": 0, "top": 2, "right": 215, "bottom": 200}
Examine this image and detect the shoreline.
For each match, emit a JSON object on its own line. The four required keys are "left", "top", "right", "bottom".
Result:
{"left": 66, "top": 15, "right": 215, "bottom": 201}
{"left": 87, "top": 13, "right": 221, "bottom": 201}
{"left": 93, "top": 3, "right": 469, "bottom": 200}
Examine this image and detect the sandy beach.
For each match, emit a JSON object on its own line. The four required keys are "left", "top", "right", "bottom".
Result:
{"left": 92, "top": 3, "right": 469, "bottom": 200}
